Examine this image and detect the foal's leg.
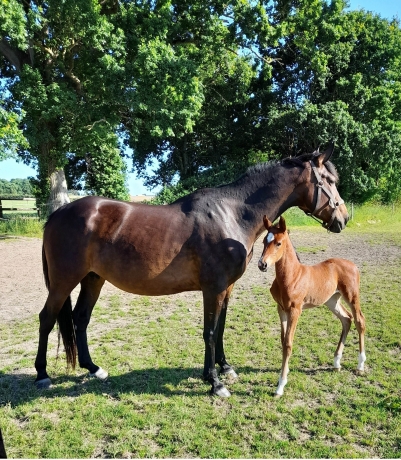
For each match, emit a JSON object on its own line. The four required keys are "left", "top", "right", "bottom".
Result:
{"left": 276, "top": 306, "right": 300, "bottom": 397}
{"left": 202, "top": 288, "right": 231, "bottom": 397}
{"left": 72, "top": 272, "right": 107, "bottom": 379}
{"left": 343, "top": 293, "right": 366, "bottom": 373}
{"left": 216, "top": 284, "right": 237, "bottom": 378}
{"left": 325, "top": 293, "right": 352, "bottom": 370}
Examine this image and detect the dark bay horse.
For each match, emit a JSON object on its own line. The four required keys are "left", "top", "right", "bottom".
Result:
{"left": 258, "top": 216, "right": 366, "bottom": 397}
{"left": 0, "top": 428, "right": 6, "bottom": 459}
{"left": 35, "top": 144, "right": 349, "bottom": 396}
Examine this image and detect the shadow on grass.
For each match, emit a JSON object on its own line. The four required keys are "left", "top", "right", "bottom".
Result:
{"left": 0, "top": 364, "right": 358, "bottom": 408}
{"left": 1, "top": 365, "right": 261, "bottom": 407}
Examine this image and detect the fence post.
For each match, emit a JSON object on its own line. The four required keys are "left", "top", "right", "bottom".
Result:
{"left": 0, "top": 199, "right": 2, "bottom": 219}
{"left": 351, "top": 202, "right": 354, "bottom": 221}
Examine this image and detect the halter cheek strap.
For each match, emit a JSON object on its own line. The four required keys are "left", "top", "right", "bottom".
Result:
{"left": 306, "top": 161, "right": 344, "bottom": 230}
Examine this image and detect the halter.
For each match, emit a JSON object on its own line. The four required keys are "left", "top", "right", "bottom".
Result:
{"left": 306, "top": 160, "right": 344, "bottom": 230}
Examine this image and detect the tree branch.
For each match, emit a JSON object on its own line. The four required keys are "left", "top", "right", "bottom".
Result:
{"left": 0, "top": 38, "right": 31, "bottom": 72}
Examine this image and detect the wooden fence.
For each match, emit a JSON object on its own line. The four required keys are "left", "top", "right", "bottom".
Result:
{"left": 0, "top": 197, "right": 38, "bottom": 219}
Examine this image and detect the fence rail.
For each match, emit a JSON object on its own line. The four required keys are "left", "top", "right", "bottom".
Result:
{"left": 0, "top": 197, "right": 38, "bottom": 218}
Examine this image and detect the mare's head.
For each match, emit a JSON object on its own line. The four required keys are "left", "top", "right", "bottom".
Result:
{"left": 285, "top": 143, "right": 349, "bottom": 233}
{"left": 258, "top": 215, "right": 288, "bottom": 272}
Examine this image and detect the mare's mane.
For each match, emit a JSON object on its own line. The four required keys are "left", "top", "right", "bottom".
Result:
{"left": 230, "top": 151, "right": 339, "bottom": 189}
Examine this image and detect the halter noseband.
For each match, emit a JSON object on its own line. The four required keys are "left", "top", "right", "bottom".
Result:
{"left": 306, "top": 160, "right": 344, "bottom": 230}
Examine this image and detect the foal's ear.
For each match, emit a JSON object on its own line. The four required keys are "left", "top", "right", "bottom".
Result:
{"left": 279, "top": 216, "right": 287, "bottom": 232}
{"left": 263, "top": 215, "right": 272, "bottom": 230}
{"left": 314, "top": 142, "right": 335, "bottom": 167}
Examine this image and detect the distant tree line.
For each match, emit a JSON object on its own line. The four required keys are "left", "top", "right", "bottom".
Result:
{"left": 1, "top": 0, "right": 401, "bottom": 208}
{"left": 0, "top": 178, "right": 33, "bottom": 197}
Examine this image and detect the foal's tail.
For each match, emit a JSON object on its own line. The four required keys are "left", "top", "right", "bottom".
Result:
{"left": 42, "top": 243, "right": 77, "bottom": 369}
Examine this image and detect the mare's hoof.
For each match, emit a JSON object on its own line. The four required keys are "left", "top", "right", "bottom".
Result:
{"left": 221, "top": 368, "right": 238, "bottom": 379}
{"left": 273, "top": 393, "right": 282, "bottom": 399}
{"left": 35, "top": 377, "right": 52, "bottom": 389}
{"left": 333, "top": 367, "right": 341, "bottom": 372}
{"left": 212, "top": 386, "right": 231, "bottom": 398}
{"left": 355, "top": 369, "right": 365, "bottom": 376}
{"left": 90, "top": 367, "right": 108, "bottom": 380}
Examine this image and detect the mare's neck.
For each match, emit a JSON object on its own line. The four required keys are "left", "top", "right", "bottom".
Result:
{"left": 275, "top": 237, "right": 301, "bottom": 281}
{"left": 223, "top": 162, "right": 302, "bottom": 242}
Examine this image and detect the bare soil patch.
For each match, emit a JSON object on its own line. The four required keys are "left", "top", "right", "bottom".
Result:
{"left": 1, "top": 230, "right": 400, "bottom": 324}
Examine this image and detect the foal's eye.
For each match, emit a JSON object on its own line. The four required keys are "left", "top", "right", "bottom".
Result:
{"left": 276, "top": 242, "right": 281, "bottom": 247}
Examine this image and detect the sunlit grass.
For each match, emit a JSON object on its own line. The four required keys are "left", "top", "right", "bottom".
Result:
{"left": 1, "top": 225, "right": 400, "bottom": 458}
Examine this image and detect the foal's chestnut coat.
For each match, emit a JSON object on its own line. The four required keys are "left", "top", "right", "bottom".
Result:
{"left": 258, "top": 216, "right": 366, "bottom": 397}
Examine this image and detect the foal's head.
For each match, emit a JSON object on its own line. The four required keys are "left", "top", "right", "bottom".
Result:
{"left": 258, "top": 215, "right": 288, "bottom": 272}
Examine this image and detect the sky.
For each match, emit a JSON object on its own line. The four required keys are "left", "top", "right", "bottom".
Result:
{"left": 0, "top": 0, "right": 399, "bottom": 196}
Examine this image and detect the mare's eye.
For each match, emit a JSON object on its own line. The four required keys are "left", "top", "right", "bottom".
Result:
{"left": 276, "top": 242, "right": 281, "bottom": 247}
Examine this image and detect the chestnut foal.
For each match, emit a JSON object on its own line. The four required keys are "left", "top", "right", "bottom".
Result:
{"left": 258, "top": 216, "right": 366, "bottom": 397}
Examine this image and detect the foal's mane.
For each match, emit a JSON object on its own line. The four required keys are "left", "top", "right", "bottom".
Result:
{"left": 287, "top": 229, "right": 302, "bottom": 263}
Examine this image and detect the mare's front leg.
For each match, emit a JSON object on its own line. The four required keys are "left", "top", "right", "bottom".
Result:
{"left": 72, "top": 272, "right": 107, "bottom": 380}
{"left": 275, "top": 305, "right": 301, "bottom": 397}
{"left": 215, "top": 283, "right": 238, "bottom": 379}
{"left": 202, "top": 288, "right": 231, "bottom": 397}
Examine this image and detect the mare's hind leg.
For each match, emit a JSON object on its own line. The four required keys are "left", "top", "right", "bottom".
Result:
{"left": 216, "top": 284, "right": 238, "bottom": 379}
{"left": 35, "top": 290, "right": 73, "bottom": 388}
{"left": 325, "top": 292, "right": 352, "bottom": 370}
{"left": 72, "top": 272, "right": 107, "bottom": 379}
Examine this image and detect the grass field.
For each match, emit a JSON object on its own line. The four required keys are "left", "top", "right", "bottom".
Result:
{"left": 0, "top": 200, "right": 42, "bottom": 238}
{"left": 0, "top": 204, "right": 401, "bottom": 457}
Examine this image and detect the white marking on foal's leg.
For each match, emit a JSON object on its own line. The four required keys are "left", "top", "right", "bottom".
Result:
{"left": 90, "top": 367, "right": 108, "bottom": 380}
{"left": 357, "top": 351, "right": 366, "bottom": 371}
{"left": 333, "top": 353, "right": 342, "bottom": 369}
{"left": 275, "top": 377, "right": 288, "bottom": 396}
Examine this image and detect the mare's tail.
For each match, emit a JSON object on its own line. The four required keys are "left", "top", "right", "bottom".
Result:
{"left": 42, "top": 243, "right": 77, "bottom": 369}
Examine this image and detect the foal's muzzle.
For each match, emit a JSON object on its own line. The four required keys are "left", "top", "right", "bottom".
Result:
{"left": 258, "top": 258, "right": 267, "bottom": 272}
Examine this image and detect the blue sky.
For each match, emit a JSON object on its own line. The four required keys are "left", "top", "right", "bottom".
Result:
{"left": 0, "top": 0, "right": 399, "bottom": 195}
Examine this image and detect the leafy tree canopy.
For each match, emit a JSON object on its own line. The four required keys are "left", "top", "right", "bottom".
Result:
{"left": 1, "top": 0, "right": 401, "bottom": 205}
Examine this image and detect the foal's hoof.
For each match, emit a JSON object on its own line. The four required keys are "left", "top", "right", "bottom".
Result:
{"left": 220, "top": 368, "right": 238, "bottom": 380}
{"left": 355, "top": 369, "right": 365, "bottom": 376}
{"left": 89, "top": 367, "right": 108, "bottom": 380}
{"left": 333, "top": 367, "right": 341, "bottom": 372}
{"left": 35, "top": 377, "right": 52, "bottom": 389}
{"left": 212, "top": 385, "right": 231, "bottom": 398}
{"left": 273, "top": 393, "right": 282, "bottom": 399}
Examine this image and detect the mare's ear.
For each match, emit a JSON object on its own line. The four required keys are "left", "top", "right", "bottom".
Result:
{"left": 279, "top": 216, "right": 287, "bottom": 232}
{"left": 314, "top": 142, "right": 334, "bottom": 167}
{"left": 263, "top": 215, "right": 272, "bottom": 230}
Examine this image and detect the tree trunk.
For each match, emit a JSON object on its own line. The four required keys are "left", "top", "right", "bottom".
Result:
{"left": 47, "top": 168, "right": 70, "bottom": 214}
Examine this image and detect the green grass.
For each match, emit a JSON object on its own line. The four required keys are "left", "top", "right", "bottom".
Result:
{"left": 283, "top": 202, "right": 401, "bottom": 231}
{"left": 0, "top": 200, "right": 43, "bottom": 237}
{"left": 1, "top": 205, "right": 401, "bottom": 457}
{"left": 0, "top": 216, "right": 43, "bottom": 238}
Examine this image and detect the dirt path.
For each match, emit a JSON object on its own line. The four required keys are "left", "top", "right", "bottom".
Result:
{"left": 1, "top": 229, "right": 400, "bottom": 324}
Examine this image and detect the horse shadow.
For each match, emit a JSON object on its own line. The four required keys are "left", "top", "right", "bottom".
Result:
{"left": 0, "top": 364, "right": 348, "bottom": 407}
{"left": 0, "top": 365, "right": 265, "bottom": 407}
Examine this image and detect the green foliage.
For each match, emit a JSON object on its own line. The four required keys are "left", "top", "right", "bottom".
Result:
{"left": 0, "top": 216, "right": 42, "bottom": 237}
{"left": 0, "top": 178, "right": 33, "bottom": 196}
{"left": 2, "top": 1, "right": 401, "bottom": 204}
